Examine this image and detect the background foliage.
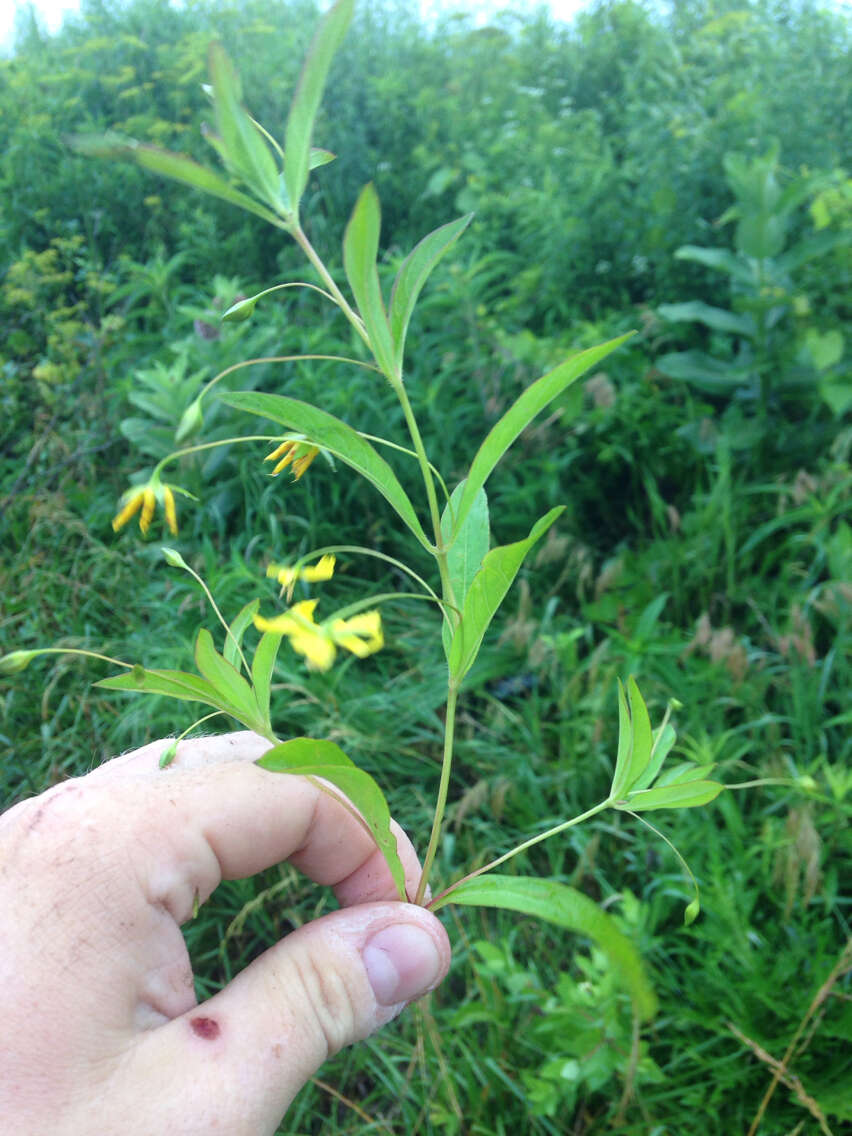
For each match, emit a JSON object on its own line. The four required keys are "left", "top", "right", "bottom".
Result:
{"left": 1, "top": 0, "right": 850, "bottom": 1132}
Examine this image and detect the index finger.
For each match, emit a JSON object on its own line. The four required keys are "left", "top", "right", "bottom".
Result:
{"left": 80, "top": 732, "right": 424, "bottom": 917}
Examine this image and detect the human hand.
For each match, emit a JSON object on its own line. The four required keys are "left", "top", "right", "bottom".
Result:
{"left": 0, "top": 732, "right": 450, "bottom": 1135}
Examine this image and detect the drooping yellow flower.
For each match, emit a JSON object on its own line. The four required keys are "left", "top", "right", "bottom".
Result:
{"left": 265, "top": 439, "right": 321, "bottom": 480}
{"left": 267, "top": 554, "right": 336, "bottom": 589}
{"left": 254, "top": 599, "right": 383, "bottom": 672}
{"left": 112, "top": 482, "right": 181, "bottom": 536}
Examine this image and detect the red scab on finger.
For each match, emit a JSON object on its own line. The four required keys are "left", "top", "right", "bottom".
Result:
{"left": 190, "top": 1016, "right": 221, "bottom": 1040}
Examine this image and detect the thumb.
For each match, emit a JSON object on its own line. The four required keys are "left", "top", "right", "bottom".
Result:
{"left": 122, "top": 903, "right": 449, "bottom": 1136}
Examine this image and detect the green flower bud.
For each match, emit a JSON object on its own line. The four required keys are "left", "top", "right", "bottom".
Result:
{"left": 0, "top": 649, "right": 39, "bottom": 674}
{"left": 175, "top": 396, "right": 204, "bottom": 443}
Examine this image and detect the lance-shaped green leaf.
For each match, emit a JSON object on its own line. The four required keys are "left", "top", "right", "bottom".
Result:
{"left": 221, "top": 391, "right": 431, "bottom": 548}
{"left": 97, "top": 668, "right": 230, "bottom": 711}
{"left": 251, "top": 630, "right": 283, "bottom": 723}
{"left": 448, "top": 507, "right": 564, "bottom": 680}
{"left": 451, "top": 334, "right": 633, "bottom": 540}
{"left": 258, "top": 737, "right": 406, "bottom": 899}
{"left": 208, "top": 43, "right": 281, "bottom": 210}
{"left": 610, "top": 677, "right": 655, "bottom": 799}
{"left": 222, "top": 599, "right": 260, "bottom": 669}
{"left": 651, "top": 761, "right": 716, "bottom": 790}
{"left": 628, "top": 722, "right": 677, "bottom": 794}
{"left": 619, "top": 780, "right": 724, "bottom": 812}
{"left": 389, "top": 213, "right": 473, "bottom": 370}
{"left": 284, "top": 0, "right": 354, "bottom": 214}
{"left": 68, "top": 133, "right": 284, "bottom": 226}
{"left": 432, "top": 875, "right": 657, "bottom": 1021}
{"left": 610, "top": 680, "right": 633, "bottom": 799}
{"left": 343, "top": 184, "right": 396, "bottom": 378}
{"left": 194, "top": 628, "right": 263, "bottom": 728}
{"left": 440, "top": 480, "right": 489, "bottom": 657}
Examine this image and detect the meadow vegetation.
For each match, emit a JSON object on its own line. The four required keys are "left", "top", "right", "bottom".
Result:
{"left": 1, "top": 0, "right": 850, "bottom": 1132}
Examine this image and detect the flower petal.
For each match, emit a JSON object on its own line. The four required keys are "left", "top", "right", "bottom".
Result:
{"left": 163, "top": 486, "right": 178, "bottom": 535}
{"left": 301, "top": 554, "right": 336, "bottom": 582}
{"left": 290, "top": 630, "right": 336, "bottom": 671}
{"left": 331, "top": 610, "right": 383, "bottom": 658}
{"left": 112, "top": 489, "right": 144, "bottom": 532}
{"left": 139, "top": 487, "right": 157, "bottom": 534}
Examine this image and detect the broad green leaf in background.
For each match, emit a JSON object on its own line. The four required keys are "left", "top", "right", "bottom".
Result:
{"left": 175, "top": 396, "right": 204, "bottom": 442}
{"left": 221, "top": 391, "right": 431, "bottom": 548}
{"left": 343, "top": 184, "right": 396, "bottom": 378}
{"left": 658, "top": 301, "right": 756, "bottom": 338}
{"left": 223, "top": 599, "right": 261, "bottom": 669}
{"left": 674, "top": 245, "right": 754, "bottom": 284}
{"left": 389, "top": 213, "right": 474, "bottom": 371}
{"left": 258, "top": 737, "right": 406, "bottom": 899}
{"left": 251, "top": 631, "right": 283, "bottom": 723}
{"left": 68, "top": 134, "right": 284, "bottom": 226}
{"left": 451, "top": 335, "right": 632, "bottom": 540}
{"left": 819, "top": 375, "right": 852, "bottom": 419}
{"left": 194, "top": 628, "right": 262, "bottom": 727}
{"left": 778, "top": 229, "right": 851, "bottom": 273}
{"left": 440, "top": 480, "right": 490, "bottom": 656}
{"left": 432, "top": 875, "right": 657, "bottom": 1021}
{"left": 655, "top": 350, "right": 751, "bottom": 393}
{"left": 803, "top": 328, "right": 845, "bottom": 372}
{"left": 208, "top": 43, "right": 281, "bottom": 209}
{"left": 284, "top": 0, "right": 354, "bottom": 215}
{"left": 448, "top": 507, "right": 564, "bottom": 681}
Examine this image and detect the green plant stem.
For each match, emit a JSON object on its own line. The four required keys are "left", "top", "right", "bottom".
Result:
{"left": 291, "top": 223, "right": 370, "bottom": 347}
{"left": 298, "top": 545, "right": 442, "bottom": 603}
{"left": 16, "top": 647, "right": 132, "bottom": 670}
{"left": 327, "top": 591, "right": 449, "bottom": 622}
{"left": 428, "top": 797, "right": 613, "bottom": 910}
{"left": 200, "top": 353, "right": 380, "bottom": 404}
{"left": 625, "top": 809, "right": 700, "bottom": 911}
{"left": 415, "top": 683, "right": 460, "bottom": 905}
{"left": 358, "top": 432, "right": 451, "bottom": 502}
{"left": 154, "top": 435, "right": 280, "bottom": 476}
{"left": 180, "top": 563, "right": 252, "bottom": 677}
{"left": 393, "top": 381, "right": 455, "bottom": 610}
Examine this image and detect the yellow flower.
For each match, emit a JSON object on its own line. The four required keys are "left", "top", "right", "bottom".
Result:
{"left": 254, "top": 600, "right": 383, "bottom": 672}
{"left": 265, "top": 439, "right": 321, "bottom": 480}
{"left": 267, "top": 554, "right": 336, "bottom": 589}
{"left": 112, "top": 482, "right": 181, "bottom": 536}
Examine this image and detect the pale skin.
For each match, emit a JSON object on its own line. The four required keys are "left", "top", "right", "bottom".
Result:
{"left": 0, "top": 732, "right": 450, "bottom": 1134}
